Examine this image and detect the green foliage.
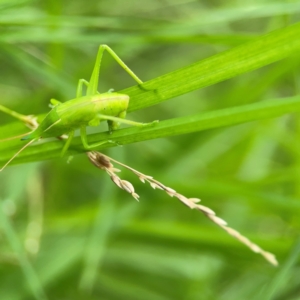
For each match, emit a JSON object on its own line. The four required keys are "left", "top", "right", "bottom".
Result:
{"left": 0, "top": 1, "right": 300, "bottom": 300}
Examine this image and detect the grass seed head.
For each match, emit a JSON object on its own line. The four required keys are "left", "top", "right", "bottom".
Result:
{"left": 87, "top": 151, "right": 278, "bottom": 266}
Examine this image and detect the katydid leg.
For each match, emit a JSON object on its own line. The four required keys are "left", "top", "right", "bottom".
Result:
{"left": 107, "top": 110, "right": 126, "bottom": 132}
{"left": 80, "top": 126, "right": 117, "bottom": 149}
{"left": 76, "top": 79, "right": 90, "bottom": 98}
{"left": 50, "top": 99, "right": 62, "bottom": 107}
{"left": 97, "top": 114, "right": 158, "bottom": 128}
{"left": 60, "top": 130, "right": 75, "bottom": 157}
{"left": 87, "top": 45, "right": 143, "bottom": 96}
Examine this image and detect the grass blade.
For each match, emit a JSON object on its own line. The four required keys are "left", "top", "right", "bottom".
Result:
{"left": 1, "top": 95, "right": 300, "bottom": 166}
{"left": 124, "top": 22, "right": 300, "bottom": 111}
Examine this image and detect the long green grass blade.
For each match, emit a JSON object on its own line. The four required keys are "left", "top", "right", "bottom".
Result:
{"left": 1, "top": 95, "right": 300, "bottom": 166}
{"left": 124, "top": 22, "right": 300, "bottom": 111}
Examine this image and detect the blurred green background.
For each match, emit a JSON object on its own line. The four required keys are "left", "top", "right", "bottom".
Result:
{"left": 1, "top": 0, "right": 300, "bottom": 299}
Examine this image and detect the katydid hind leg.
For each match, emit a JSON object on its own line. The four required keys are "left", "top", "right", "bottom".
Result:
{"left": 98, "top": 114, "right": 159, "bottom": 128}
{"left": 87, "top": 45, "right": 144, "bottom": 96}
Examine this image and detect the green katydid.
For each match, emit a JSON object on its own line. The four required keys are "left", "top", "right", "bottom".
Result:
{"left": 0, "top": 45, "right": 158, "bottom": 171}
